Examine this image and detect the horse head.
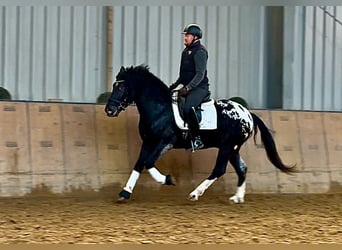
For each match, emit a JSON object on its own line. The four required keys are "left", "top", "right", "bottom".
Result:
{"left": 105, "top": 66, "right": 131, "bottom": 117}
{"left": 105, "top": 64, "right": 171, "bottom": 117}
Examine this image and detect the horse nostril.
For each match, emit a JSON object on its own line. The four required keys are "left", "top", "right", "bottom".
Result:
{"left": 105, "top": 105, "right": 113, "bottom": 112}
{"left": 105, "top": 106, "right": 119, "bottom": 117}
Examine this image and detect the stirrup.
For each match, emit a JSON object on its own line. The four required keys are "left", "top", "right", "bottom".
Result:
{"left": 191, "top": 136, "right": 204, "bottom": 152}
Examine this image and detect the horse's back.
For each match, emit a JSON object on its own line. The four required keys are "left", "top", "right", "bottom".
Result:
{"left": 215, "top": 99, "right": 254, "bottom": 138}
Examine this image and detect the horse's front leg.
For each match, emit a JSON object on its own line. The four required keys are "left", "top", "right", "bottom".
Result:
{"left": 118, "top": 142, "right": 174, "bottom": 202}
{"left": 228, "top": 153, "right": 248, "bottom": 204}
{"left": 145, "top": 142, "right": 175, "bottom": 185}
{"left": 118, "top": 144, "right": 148, "bottom": 202}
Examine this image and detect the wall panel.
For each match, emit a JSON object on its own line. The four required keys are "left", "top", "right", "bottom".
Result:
{"left": 95, "top": 105, "right": 130, "bottom": 187}
{"left": 62, "top": 104, "right": 100, "bottom": 191}
{"left": 284, "top": 6, "right": 342, "bottom": 111}
{"left": 29, "top": 103, "right": 65, "bottom": 193}
{"left": 0, "top": 6, "right": 107, "bottom": 103}
{"left": 296, "top": 112, "right": 328, "bottom": 171}
{"left": 0, "top": 102, "right": 31, "bottom": 196}
{"left": 270, "top": 111, "right": 304, "bottom": 193}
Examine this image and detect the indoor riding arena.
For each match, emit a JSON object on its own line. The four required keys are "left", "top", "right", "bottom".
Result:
{"left": 1, "top": 4, "right": 342, "bottom": 245}
{"left": 0, "top": 103, "right": 341, "bottom": 244}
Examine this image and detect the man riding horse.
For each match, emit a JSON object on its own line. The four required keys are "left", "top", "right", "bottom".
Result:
{"left": 169, "top": 24, "right": 210, "bottom": 151}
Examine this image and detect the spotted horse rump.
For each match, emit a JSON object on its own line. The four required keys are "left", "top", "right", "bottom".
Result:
{"left": 216, "top": 99, "right": 254, "bottom": 139}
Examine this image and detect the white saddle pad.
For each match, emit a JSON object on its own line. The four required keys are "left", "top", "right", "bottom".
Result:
{"left": 172, "top": 99, "right": 217, "bottom": 130}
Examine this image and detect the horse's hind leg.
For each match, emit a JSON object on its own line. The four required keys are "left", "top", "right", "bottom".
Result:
{"left": 189, "top": 145, "right": 233, "bottom": 201}
{"left": 229, "top": 153, "right": 248, "bottom": 203}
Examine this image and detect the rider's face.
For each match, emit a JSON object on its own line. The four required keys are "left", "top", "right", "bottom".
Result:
{"left": 184, "top": 34, "right": 196, "bottom": 47}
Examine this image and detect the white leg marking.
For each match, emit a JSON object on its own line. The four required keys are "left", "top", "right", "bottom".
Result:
{"left": 148, "top": 167, "right": 166, "bottom": 184}
{"left": 189, "top": 178, "right": 217, "bottom": 201}
{"left": 229, "top": 181, "right": 246, "bottom": 204}
{"left": 123, "top": 170, "right": 140, "bottom": 193}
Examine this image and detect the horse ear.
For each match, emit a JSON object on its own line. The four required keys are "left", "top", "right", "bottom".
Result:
{"left": 120, "top": 66, "right": 125, "bottom": 73}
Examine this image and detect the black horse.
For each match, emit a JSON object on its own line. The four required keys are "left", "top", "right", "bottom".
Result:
{"left": 105, "top": 65, "right": 296, "bottom": 203}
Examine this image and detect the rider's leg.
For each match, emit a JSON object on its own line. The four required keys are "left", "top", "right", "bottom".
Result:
{"left": 187, "top": 107, "right": 204, "bottom": 151}
{"left": 183, "top": 88, "right": 208, "bottom": 151}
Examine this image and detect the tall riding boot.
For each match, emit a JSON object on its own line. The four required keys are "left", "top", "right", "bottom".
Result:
{"left": 188, "top": 107, "right": 204, "bottom": 152}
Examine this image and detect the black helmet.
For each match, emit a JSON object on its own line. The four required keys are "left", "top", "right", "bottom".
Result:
{"left": 182, "top": 24, "right": 202, "bottom": 39}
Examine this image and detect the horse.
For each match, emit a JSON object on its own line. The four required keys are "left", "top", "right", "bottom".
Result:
{"left": 105, "top": 65, "right": 296, "bottom": 203}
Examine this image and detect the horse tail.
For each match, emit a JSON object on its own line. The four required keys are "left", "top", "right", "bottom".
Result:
{"left": 251, "top": 113, "right": 297, "bottom": 174}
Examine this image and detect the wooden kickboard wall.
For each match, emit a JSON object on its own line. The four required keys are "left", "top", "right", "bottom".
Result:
{"left": 0, "top": 101, "right": 340, "bottom": 196}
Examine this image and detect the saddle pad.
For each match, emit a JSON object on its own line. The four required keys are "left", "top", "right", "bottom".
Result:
{"left": 172, "top": 99, "right": 217, "bottom": 130}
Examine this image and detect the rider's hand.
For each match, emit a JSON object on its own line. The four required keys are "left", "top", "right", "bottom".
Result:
{"left": 178, "top": 87, "right": 189, "bottom": 96}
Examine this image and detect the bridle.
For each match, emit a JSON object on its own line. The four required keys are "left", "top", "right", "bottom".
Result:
{"left": 108, "top": 79, "right": 129, "bottom": 112}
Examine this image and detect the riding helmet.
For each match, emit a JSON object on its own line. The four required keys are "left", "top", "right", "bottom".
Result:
{"left": 182, "top": 24, "right": 202, "bottom": 39}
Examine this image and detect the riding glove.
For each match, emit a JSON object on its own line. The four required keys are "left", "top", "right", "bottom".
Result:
{"left": 178, "top": 86, "right": 189, "bottom": 96}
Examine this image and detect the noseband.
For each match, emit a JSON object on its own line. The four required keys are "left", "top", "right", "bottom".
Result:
{"left": 110, "top": 80, "right": 129, "bottom": 111}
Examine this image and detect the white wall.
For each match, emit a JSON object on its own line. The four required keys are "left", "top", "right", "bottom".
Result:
{"left": 0, "top": 6, "right": 107, "bottom": 102}
{"left": 284, "top": 6, "right": 342, "bottom": 111}
{"left": 111, "top": 5, "right": 267, "bottom": 108}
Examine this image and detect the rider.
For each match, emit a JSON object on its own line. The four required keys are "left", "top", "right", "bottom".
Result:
{"left": 169, "top": 23, "right": 210, "bottom": 151}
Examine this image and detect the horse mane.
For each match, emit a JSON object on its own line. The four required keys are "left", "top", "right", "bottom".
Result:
{"left": 125, "top": 64, "right": 151, "bottom": 76}
{"left": 125, "top": 64, "right": 170, "bottom": 93}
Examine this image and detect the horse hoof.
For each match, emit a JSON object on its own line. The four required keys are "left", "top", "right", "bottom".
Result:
{"left": 188, "top": 193, "right": 198, "bottom": 201}
{"left": 117, "top": 196, "right": 129, "bottom": 204}
{"left": 229, "top": 195, "right": 244, "bottom": 204}
{"left": 165, "top": 175, "right": 175, "bottom": 186}
{"left": 117, "top": 190, "right": 131, "bottom": 203}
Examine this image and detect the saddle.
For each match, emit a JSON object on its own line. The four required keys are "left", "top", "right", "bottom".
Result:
{"left": 171, "top": 91, "right": 217, "bottom": 130}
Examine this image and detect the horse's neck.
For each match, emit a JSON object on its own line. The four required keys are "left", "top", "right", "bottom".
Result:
{"left": 134, "top": 88, "right": 170, "bottom": 120}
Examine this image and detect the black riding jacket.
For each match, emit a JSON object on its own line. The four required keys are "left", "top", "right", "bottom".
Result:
{"left": 175, "top": 40, "right": 209, "bottom": 91}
